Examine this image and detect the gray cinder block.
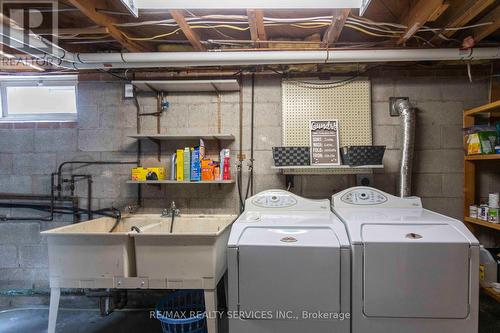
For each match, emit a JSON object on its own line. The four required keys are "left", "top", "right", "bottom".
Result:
{"left": 0, "top": 223, "right": 40, "bottom": 244}
{"left": 0, "top": 245, "right": 18, "bottom": 268}
{"left": 19, "top": 245, "right": 48, "bottom": 268}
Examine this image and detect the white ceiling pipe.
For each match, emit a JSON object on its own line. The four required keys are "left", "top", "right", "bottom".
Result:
{"left": 68, "top": 47, "right": 500, "bottom": 69}
{"left": 77, "top": 50, "right": 329, "bottom": 65}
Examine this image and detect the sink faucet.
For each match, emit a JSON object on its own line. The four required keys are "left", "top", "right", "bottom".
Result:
{"left": 125, "top": 203, "right": 139, "bottom": 214}
{"left": 161, "top": 201, "right": 180, "bottom": 217}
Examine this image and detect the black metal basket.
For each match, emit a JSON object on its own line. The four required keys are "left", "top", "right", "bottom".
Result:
{"left": 272, "top": 147, "right": 310, "bottom": 166}
{"left": 341, "top": 146, "right": 386, "bottom": 166}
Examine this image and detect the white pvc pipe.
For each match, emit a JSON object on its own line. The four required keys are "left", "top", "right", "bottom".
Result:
{"left": 2, "top": 22, "right": 500, "bottom": 70}
{"left": 71, "top": 48, "right": 500, "bottom": 69}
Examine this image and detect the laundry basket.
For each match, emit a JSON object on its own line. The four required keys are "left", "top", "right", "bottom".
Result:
{"left": 156, "top": 290, "right": 207, "bottom": 333}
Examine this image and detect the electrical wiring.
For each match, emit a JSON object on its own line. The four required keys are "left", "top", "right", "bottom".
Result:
{"left": 121, "top": 27, "right": 183, "bottom": 41}
{"left": 349, "top": 15, "right": 406, "bottom": 29}
{"left": 346, "top": 19, "right": 403, "bottom": 34}
{"left": 108, "top": 12, "right": 495, "bottom": 46}
{"left": 345, "top": 24, "right": 400, "bottom": 38}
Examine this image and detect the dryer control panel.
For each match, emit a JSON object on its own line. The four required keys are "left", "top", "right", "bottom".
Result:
{"left": 245, "top": 190, "right": 330, "bottom": 211}
{"left": 340, "top": 188, "right": 387, "bottom": 205}
{"left": 251, "top": 192, "right": 297, "bottom": 208}
{"left": 332, "top": 186, "right": 422, "bottom": 208}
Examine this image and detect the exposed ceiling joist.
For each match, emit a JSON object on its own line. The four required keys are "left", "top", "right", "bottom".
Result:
{"left": 397, "top": 0, "right": 446, "bottom": 45}
{"left": 467, "top": 4, "right": 500, "bottom": 43}
{"left": 431, "top": 0, "right": 495, "bottom": 44}
{"left": 322, "top": 8, "right": 350, "bottom": 47}
{"left": 170, "top": 9, "right": 206, "bottom": 51}
{"left": 67, "top": 0, "right": 151, "bottom": 52}
{"left": 247, "top": 9, "right": 267, "bottom": 48}
{"left": 35, "top": 27, "right": 109, "bottom": 36}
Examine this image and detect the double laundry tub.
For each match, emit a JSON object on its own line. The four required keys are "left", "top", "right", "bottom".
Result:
{"left": 42, "top": 214, "right": 236, "bottom": 333}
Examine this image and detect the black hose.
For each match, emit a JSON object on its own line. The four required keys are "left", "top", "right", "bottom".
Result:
{"left": 0, "top": 202, "right": 120, "bottom": 221}
{"left": 236, "top": 165, "right": 245, "bottom": 211}
{"left": 108, "top": 208, "right": 122, "bottom": 233}
{"left": 169, "top": 214, "right": 175, "bottom": 233}
{"left": 56, "top": 161, "right": 138, "bottom": 198}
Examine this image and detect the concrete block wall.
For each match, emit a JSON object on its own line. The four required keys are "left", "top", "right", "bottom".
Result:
{"left": 0, "top": 74, "right": 493, "bottom": 291}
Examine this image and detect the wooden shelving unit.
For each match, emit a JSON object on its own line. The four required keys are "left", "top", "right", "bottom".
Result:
{"left": 463, "top": 217, "right": 500, "bottom": 231}
{"left": 463, "top": 101, "right": 500, "bottom": 304}
{"left": 463, "top": 100, "right": 500, "bottom": 117}
{"left": 464, "top": 154, "right": 500, "bottom": 161}
{"left": 483, "top": 287, "right": 500, "bottom": 303}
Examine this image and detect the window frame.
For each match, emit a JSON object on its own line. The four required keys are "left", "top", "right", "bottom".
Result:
{"left": 0, "top": 75, "right": 78, "bottom": 122}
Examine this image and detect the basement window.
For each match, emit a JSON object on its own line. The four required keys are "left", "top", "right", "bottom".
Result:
{"left": 0, "top": 75, "right": 77, "bottom": 122}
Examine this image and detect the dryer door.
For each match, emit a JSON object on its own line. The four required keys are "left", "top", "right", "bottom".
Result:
{"left": 361, "top": 224, "right": 471, "bottom": 319}
{"left": 237, "top": 227, "right": 341, "bottom": 317}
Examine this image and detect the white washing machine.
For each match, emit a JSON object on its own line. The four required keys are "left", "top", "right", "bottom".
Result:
{"left": 227, "top": 189, "right": 351, "bottom": 333}
{"left": 331, "top": 186, "right": 479, "bottom": 333}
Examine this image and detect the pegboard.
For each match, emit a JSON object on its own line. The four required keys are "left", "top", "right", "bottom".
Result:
{"left": 280, "top": 78, "right": 372, "bottom": 175}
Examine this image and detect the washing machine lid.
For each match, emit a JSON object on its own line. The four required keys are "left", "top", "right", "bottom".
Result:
{"left": 331, "top": 187, "right": 479, "bottom": 245}
{"left": 362, "top": 224, "right": 471, "bottom": 244}
{"left": 237, "top": 226, "right": 341, "bottom": 247}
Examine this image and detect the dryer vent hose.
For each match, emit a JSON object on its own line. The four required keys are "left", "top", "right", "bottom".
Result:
{"left": 395, "top": 99, "right": 415, "bottom": 198}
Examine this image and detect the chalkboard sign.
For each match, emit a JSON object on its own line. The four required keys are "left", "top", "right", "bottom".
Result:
{"left": 309, "top": 120, "right": 340, "bottom": 165}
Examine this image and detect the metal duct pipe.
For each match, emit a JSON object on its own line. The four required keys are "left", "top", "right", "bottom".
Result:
{"left": 395, "top": 99, "right": 416, "bottom": 198}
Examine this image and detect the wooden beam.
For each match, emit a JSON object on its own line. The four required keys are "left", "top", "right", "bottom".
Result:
{"left": 170, "top": 9, "right": 205, "bottom": 51}
{"left": 67, "top": 0, "right": 151, "bottom": 52}
{"left": 35, "top": 27, "right": 109, "bottom": 36}
{"left": 322, "top": 9, "right": 350, "bottom": 48}
{"left": 247, "top": 9, "right": 267, "bottom": 48}
{"left": 397, "top": 0, "right": 446, "bottom": 45}
{"left": 431, "top": 0, "right": 495, "bottom": 44}
{"left": 467, "top": 4, "right": 500, "bottom": 43}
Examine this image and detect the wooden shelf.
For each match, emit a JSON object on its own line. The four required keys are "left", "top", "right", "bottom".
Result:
{"left": 129, "top": 134, "right": 235, "bottom": 141}
{"left": 465, "top": 154, "right": 500, "bottom": 161}
{"left": 464, "top": 217, "right": 500, "bottom": 231}
{"left": 482, "top": 286, "right": 500, "bottom": 303}
{"left": 127, "top": 180, "right": 235, "bottom": 184}
{"left": 464, "top": 100, "right": 500, "bottom": 116}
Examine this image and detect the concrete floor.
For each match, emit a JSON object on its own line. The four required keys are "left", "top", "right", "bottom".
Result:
{"left": 0, "top": 294, "right": 499, "bottom": 333}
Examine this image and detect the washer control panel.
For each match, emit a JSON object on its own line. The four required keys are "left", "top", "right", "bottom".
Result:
{"left": 251, "top": 192, "right": 298, "bottom": 208}
{"left": 341, "top": 188, "right": 387, "bottom": 205}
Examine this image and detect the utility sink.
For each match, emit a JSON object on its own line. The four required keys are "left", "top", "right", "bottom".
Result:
{"left": 131, "top": 214, "right": 237, "bottom": 289}
{"left": 42, "top": 214, "right": 166, "bottom": 289}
